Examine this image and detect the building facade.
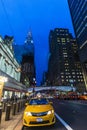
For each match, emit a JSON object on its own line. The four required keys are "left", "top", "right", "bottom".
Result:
{"left": 47, "top": 28, "right": 85, "bottom": 92}
{"left": 21, "top": 54, "right": 35, "bottom": 87}
{"left": 0, "top": 35, "right": 26, "bottom": 99}
{"left": 67, "top": 0, "right": 87, "bottom": 90}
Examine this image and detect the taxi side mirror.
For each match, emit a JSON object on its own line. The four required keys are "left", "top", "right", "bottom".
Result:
{"left": 25, "top": 103, "right": 28, "bottom": 106}
{"left": 49, "top": 102, "right": 53, "bottom": 105}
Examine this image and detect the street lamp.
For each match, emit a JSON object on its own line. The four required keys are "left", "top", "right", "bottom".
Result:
{"left": 0, "top": 76, "right": 8, "bottom": 105}
{"left": 32, "top": 78, "right": 36, "bottom": 97}
{"left": 33, "top": 78, "right": 36, "bottom": 86}
{"left": 69, "top": 79, "right": 74, "bottom": 91}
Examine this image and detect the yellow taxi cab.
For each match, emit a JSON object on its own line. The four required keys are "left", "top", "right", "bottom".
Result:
{"left": 79, "top": 95, "right": 87, "bottom": 100}
{"left": 23, "top": 96, "right": 56, "bottom": 128}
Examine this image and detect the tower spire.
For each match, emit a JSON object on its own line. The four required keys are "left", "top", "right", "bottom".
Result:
{"left": 25, "top": 30, "right": 34, "bottom": 45}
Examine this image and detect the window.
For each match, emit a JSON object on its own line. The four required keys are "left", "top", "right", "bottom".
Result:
{"left": 61, "top": 38, "right": 66, "bottom": 43}
{"left": 62, "top": 79, "right": 64, "bottom": 82}
{"left": 67, "top": 38, "right": 70, "bottom": 42}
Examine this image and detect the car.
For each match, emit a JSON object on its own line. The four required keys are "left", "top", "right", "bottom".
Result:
{"left": 79, "top": 95, "right": 87, "bottom": 100}
{"left": 23, "top": 97, "right": 56, "bottom": 128}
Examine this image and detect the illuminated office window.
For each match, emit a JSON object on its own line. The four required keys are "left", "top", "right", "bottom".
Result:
{"left": 67, "top": 38, "right": 70, "bottom": 42}
{"left": 81, "top": 79, "right": 83, "bottom": 82}
{"left": 72, "top": 72, "right": 75, "bottom": 74}
{"left": 73, "top": 76, "right": 75, "bottom": 78}
{"left": 69, "top": 76, "right": 71, "bottom": 78}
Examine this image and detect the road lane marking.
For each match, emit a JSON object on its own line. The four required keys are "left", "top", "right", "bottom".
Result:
{"left": 55, "top": 112, "right": 74, "bottom": 130}
{"left": 67, "top": 100, "right": 87, "bottom": 106}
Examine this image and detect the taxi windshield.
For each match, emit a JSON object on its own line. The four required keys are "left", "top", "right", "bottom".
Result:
{"left": 29, "top": 98, "right": 49, "bottom": 105}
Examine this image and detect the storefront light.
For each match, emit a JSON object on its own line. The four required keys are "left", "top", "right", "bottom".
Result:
{"left": 0, "top": 76, "right": 8, "bottom": 82}
{"left": 0, "top": 76, "right": 8, "bottom": 104}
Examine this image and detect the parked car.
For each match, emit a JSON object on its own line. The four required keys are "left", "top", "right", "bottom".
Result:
{"left": 23, "top": 97, "right": 56, "bottom": 128}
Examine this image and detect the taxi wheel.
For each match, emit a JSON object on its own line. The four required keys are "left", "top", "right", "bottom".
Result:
{"left": 22, "top": 125, "right": 27, "bottom": 130}
{"left": 50, "top": 123, "right": 56, "bottom": 128}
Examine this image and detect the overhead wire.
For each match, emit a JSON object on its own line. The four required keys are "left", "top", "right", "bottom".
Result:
{"left": 1, "top": 0, "right": 14, "bottom": 36}
{"left": 16, "top": 1, "right": 31, "bottom": 36}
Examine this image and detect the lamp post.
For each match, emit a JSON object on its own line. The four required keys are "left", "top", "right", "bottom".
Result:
{"left": 33, "top": 78, "right": 36, "bottom": 97}
{"left": 33, "top": 78, "right": 36, "bottom": 86}
{"left": 69, "top": 79, "right": 74, "bottom": 91}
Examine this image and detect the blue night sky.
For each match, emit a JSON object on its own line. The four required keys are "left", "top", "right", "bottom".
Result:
{"left": 0, "top": 0, "right": 75, "bottom": 86}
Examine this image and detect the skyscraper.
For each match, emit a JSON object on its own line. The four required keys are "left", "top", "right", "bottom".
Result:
{"left": 13, "top": 30, "right": 36, "bottom": 87}
{"left": 47, "top": 28, "right": 85, "bottom": 92}
{"left": 67, "top": 0, "right": 87, "bottom": 90}
{"left": 25, "top": 31, "right": 34, "bottom": 45}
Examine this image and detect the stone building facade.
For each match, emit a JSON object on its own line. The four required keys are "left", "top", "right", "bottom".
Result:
{"left": 0, "top": 35, "right": 26, "bottom": 99}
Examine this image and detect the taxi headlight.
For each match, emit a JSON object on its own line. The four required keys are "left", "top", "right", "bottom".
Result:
{"left": 47, "top": 109, "right": 54, "bottom": 115}
{"left": 25, "top": 112, "right": 32, "bottom": 116}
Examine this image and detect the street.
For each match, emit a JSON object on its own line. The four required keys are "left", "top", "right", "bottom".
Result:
{"left": 16, "top": 99, "right": 87, "bottom": 130}
{"left": 53, "top": 99, "right": 87, "bottom": 130}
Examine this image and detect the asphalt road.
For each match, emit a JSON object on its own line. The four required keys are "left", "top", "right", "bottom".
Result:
{"left": 19, "top": 99, "right": 87, "bottom": 130}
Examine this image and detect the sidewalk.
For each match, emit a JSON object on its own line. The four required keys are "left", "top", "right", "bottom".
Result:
{"left": 0, "top": 110, "right": 23, "bottom": 130}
